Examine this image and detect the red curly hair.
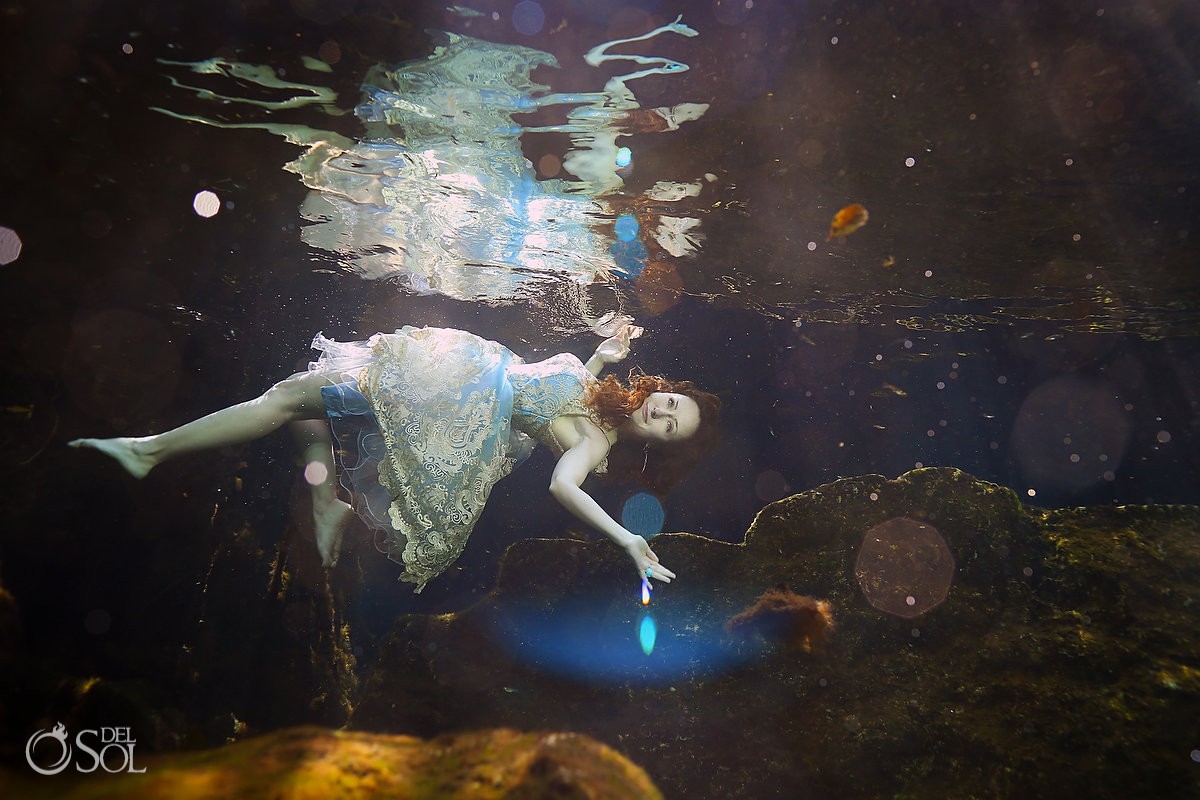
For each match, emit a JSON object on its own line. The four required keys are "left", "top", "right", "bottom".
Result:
{"left": 585, "top": 370, "right": 722, "bottom": 495}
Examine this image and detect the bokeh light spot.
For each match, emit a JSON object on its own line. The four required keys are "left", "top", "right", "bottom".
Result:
{"left": 537, "top": 153, "right": 561, "bottom": 178}
{"left": 318, "top": 40, "right": 342, "bottom": 65}
{"left": 1011, "top": 375, "right": 1132, "bottom": 493}
{"left": 0, "top": 226, "right": 22, "bottom": 265}
{"left": 614, "top": 213, "right": 639, "bottom": 242}
{"left": 304, "top": 461, "right": 329, "bottom": 486}
{"left": 512, "top": 0, "right": 545, "bottom": 35}
{"left": 622, "top": 492, "right": 665, "bottom": 538}
{"left": 855, "top": 517, "right": 955, "bottom": 618}
{"left": 193, "top": 190, "right": 221, "bottom": 218}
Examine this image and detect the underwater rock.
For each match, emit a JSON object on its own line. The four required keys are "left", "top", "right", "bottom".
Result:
{"left": 351, "top": 467, "right": 1200, "bottom": 799}
{"left": 0, "top": 725, "right": 662, "bottom": 799}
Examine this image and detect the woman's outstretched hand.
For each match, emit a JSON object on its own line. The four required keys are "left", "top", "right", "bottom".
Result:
{"left": 624, "top": 534, "right": 675, "bottom": 584}
{"left": 594, "top": 323, "right": 643, "bottom": 365}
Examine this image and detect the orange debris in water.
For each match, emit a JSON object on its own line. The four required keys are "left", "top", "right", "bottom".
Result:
{"left": 725, "top": 584, "right": 835, "bottom": 652}
{"left": 826, "top": 203, "right": 869, "bottom": 241}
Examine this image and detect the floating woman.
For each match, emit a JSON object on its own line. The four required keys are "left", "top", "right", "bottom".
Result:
{"left": 69, "top": 324, "right": 721, "bottom": 593}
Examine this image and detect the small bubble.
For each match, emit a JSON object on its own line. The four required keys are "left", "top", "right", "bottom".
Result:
{"left": 924, "top": 269, "right": 933, "bottom": 278}
{"left": 968, "top": 112, "right": 977, "bottom": 120}
{"left": 905, "top": 595, "right": 917, "bottom": 606}
{"left": 122, "top": 43, "right": 134, "bottom": 55}
{"left": 936, "top": 381, "right": 946, "bottom": 390}
{"left": 869, "top": 492, "right": 879, "bottom": 501}
{"left": 989, "top": 441, "right": 999, "bottom": 450}
{"left": 904, "top": 340, "right": 913, "bottom": 349}
{"left": 807, "top": 241, "right": 817, "bottom": 251}
{"left": 1072, "top": 233, "right": 1082, "bottom": 242}
{"left": 914, "top": 461, "right": 924, "bottom": 468}
{"left": 875, "top": 354, "right": 883, "bottom": 361}
{"left": 911, "top": 627, "right": 921, "bottom": 637}
{"left": 997, "top": 375, "right": 1008, "bottom": 385}
{"left": 1069, "top": 453, "right": 1080, "bottom": 463}
{"left": 1022, "top": 567, "right": 1034, "bottom": 577}
{"left": 1099, "top": 454, "right": 1108, "bottom": 462}
{"left": 939, "top": 419, "right": 948, "bottom": 427}
{"left": 905, "top": 157, "right": 916, "bottom": 167}
{"left": 1190, "top": 749, "right": 1200, "bottom": 762}
{"left": 830, "top": 36, "right": 839, "bottom": 45}
{"left": 926, "top": 429, "right": 935, "bottom": 437}
{"left": 1027, "top": 488, "right": 1037, "bottom": 497}
{"left": 1156, "top": 430, "right": 1172, "bottom": 443}
{"left": 1124, "top": 403, "right": 1134, "bottom": 412}
{"left": 1103, "top": 470, "right": 1116, "bottom": 481}
{"left": 1065, "top": 158, "right": 1073, "bottom": 166}
{"left": 1063, "top": 436, "right": 1072, "bottom": 444}
{"left": 818, "top": 677, "right": 828, "bottom": 687}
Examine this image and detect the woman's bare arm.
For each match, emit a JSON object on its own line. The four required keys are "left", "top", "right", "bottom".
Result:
{"left": 548, "top": 432, "right": 674, "bottom": 583}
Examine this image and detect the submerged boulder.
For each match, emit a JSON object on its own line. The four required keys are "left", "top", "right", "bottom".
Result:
{"left": 0, "top": 725, "right": 662, "bottom": 800}
{"left": 351, "top": 467, "right": 1200, "bottom": 799}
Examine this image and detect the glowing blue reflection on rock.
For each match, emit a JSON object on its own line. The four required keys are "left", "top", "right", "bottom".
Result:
{"left": 639, "top": 614, "right": 657, "bottom": 655}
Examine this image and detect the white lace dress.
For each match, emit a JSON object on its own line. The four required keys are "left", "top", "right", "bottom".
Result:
{"left": 308, "top": 325, "right": 606, "bottom": 592}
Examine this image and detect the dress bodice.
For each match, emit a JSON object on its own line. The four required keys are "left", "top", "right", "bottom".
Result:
{"left": 506, "top": 353, "right": 608, "bottom": 471}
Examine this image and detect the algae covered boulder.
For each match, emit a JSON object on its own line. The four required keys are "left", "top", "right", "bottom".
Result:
{"left": 0, "top": 725, "right": 663, "bottom": 800}
{"left": 350, "top": 467, "right": 1200, "bottom": 799}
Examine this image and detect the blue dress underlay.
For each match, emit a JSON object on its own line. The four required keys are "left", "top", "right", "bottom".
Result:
{"left": 308, "top": 325, "right": 606, "bottom": 592}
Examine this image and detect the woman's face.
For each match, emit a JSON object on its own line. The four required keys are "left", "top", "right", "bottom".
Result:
{"left": 628, "top": 392, "right": 700, "bottom": 443}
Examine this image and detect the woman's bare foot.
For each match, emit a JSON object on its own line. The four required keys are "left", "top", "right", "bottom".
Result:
{"left": 68, "top": 437, "right": 157, "bottom": 479}
{"left": 313, "top": 498, "right": 353, "bottom": 568}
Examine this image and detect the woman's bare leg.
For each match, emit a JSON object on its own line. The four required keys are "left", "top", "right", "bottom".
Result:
{"left": 290, "top": 419, "right": 352, "bottom": 567}
{"left": 69, "top": 372, "right": 332, "bottom": 478}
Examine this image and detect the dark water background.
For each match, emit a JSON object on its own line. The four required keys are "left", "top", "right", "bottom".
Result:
{"left": 1, "top": 0, "right": 1198, "bottom": 782}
